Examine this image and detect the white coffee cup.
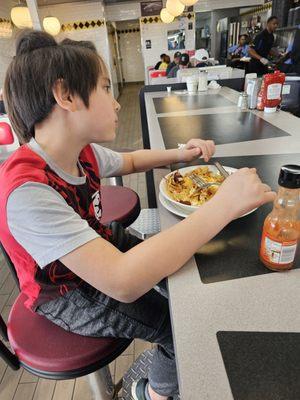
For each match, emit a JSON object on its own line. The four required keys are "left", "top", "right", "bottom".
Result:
{"left": 167, "top": 86, "right": 171, "bottom": 93}
{"left": 186, "top": 77, "right": 198, "bottom": 94}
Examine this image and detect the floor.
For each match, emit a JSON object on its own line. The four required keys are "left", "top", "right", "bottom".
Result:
{"left": 0, "top": 82, "right": 152, "bottom": 400}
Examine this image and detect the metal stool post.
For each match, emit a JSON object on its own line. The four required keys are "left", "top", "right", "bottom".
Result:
{"left": 87, "top": 366, "right": 115, "bottom": 400}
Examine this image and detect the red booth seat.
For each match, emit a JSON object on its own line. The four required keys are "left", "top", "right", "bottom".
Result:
{"left": 150, "top": 70, "right": 167, "bottom": 78}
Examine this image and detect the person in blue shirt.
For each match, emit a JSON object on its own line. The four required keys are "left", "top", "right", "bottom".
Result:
{"left": 228, "top": 34, "right": 249, "bottom": 59}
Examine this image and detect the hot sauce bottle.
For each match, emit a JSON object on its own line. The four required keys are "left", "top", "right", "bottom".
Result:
{"left": 260, "top": 165, "right": 300, "bottom": 271}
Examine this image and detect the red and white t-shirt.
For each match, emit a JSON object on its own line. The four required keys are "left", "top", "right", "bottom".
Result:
{"left": 0, "top": 139, "right": 122, "bottom": 310}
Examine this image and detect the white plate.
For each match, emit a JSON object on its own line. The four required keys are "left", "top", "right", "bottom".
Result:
{"left": 159, "top": 165, "right": 257, "bottom": 218}
{"left": 159, "top": 193, "right": 186, "bottom": 218}
{"left": 159, "top": 165, "right": 237, "bottom": 213}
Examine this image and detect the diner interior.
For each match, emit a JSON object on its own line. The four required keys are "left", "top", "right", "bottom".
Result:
{"left": 0, "top": 0, "right": 299, "bottom": 399}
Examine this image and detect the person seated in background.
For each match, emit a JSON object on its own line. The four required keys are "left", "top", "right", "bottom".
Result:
{"left": 166, "top": 51, "right": 181, "bottom": 75}
{"left": 0, "top": 89, "right": 5, "bottom": 114}
{"left": 191, "top": 49, "right": 212, "bottom": 68}
{"left": 228, "top": 34, "right": 249, "bottom": 60}
{"left": 167, "top": 53, "right": 190, "bottom": 78}
{"left": 158, "top": 54, "right": 170, "bottom": 70}
{"left": 154, "top": 54, "right": 166, "bottom": 70}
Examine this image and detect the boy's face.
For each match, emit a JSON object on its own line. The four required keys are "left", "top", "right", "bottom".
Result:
{"left": 80, "top": 73, "right": 120, "bottom": 143}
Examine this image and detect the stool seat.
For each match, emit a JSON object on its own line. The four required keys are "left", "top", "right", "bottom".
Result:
{"left": 101, "top": 185, "right": 140, "bottom": 228}
{"left": 0, "top": 122, "right": 14, "bottom": 145}
{"left": 8, "top": 293, "right": 132, "bottom": 378}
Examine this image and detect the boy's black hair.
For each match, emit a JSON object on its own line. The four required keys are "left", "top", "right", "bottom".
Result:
{"left": 60, "top": 38, "right": 97, "bottom": 52}
{"left": 267, "top": 16, "right": 278, "bottom": 24}
{"left": 4, "top": 30, "right": 104, "bottom": 143}
{"left": 239, "top": 34, "right": 248, "bottom": 40}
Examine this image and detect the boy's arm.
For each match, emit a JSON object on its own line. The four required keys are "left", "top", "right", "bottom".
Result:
{"left": 61, "top": 168, "right": 275, "bottom": 303}
{"left": 119, "top": 139, "right": 215, "bottom": 175}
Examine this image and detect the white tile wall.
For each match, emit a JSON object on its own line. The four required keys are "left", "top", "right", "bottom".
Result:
{"left": 118, "top": 27, "right": 144, "bottom": 82}
{"left": 38, "top": 2, "right": 105, "bottom": 24}
{"left": 140, "top": 16, "right": 195, "bottom": 70}
{"left": 0, "top": 0, "right": 15, "bottom": 90}
{"left": 38, "top": 2, "right": 119, "bottom": 97}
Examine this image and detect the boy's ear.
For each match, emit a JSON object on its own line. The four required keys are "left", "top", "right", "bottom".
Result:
{"left": 52, "top": 79, "right": 82, "bottom": 112}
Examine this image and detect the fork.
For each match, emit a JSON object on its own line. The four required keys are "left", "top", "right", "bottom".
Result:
{"left": 214, "top": 161, "right": 230, "bottom": 178}
{"left": 190, "top": 173, "right": 221, "bottom": 189}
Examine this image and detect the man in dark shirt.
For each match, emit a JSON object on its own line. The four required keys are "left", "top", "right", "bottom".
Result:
{"left": 166, "top": 51, "right": 181, "bottom": 75}
{"left": 248, "top": 16, "right": 279, "bottom": 75}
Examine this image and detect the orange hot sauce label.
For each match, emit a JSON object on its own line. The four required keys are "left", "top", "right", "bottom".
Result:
{"left": 260, "top": 230, "right": 298, "bottom": 266}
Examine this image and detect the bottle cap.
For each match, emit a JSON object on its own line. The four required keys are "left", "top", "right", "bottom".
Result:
{"left": 278, "top": 165, "right": 300, "bottom": 189}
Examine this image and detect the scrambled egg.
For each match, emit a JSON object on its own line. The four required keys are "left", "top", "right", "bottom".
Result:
{"left": 165, "top": 166, "right": 224, "bottom": 206}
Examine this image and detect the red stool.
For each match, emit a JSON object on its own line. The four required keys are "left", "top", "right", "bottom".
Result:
{"left": 0, "top": 122, "right": 14, "bottom": 145}
{"left": 0, "top": 242, "right": 134, "bottom": 400}
{"left": 101, "top": 185, "right": 140, "bottom": 228}
{"left": 2, "top": 292, "right": 131, "bottom": 399}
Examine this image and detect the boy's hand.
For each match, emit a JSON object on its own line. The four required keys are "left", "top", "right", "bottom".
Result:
{"left": 178, "top": 139, "right": 215, "bottom": 163}
{"left": 214, "top": 167, "right": 276, "bottom": 219}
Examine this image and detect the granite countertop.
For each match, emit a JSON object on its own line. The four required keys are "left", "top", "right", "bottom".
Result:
{"left": 145, "top": 87, "right": 300, "bottom": 399}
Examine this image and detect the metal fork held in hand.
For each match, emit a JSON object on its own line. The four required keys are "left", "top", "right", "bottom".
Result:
{"left": 214, "top": 162, "right": 230, "bottom": 178}
{"left": 190, "top": 173, "right": 221, "bottom": 189}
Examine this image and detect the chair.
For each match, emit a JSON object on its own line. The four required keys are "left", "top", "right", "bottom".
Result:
{"left": 0, "top": 243, "right": 133, "bottom": 400}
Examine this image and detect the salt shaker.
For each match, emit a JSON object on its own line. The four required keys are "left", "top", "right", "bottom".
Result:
{"left": 237, "top": 92, "right": 244, "bottom": 107}
{"left": 241, "top": 92, "right": 248, "bottom": 110}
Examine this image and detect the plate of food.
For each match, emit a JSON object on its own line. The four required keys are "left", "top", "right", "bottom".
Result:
{"left": 159, "top": 192, "right": 189, "bottom": 218}
{"left": 159, "top": 165, "right": 257, "bottom": 218}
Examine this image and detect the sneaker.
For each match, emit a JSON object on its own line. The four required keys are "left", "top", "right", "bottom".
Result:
{"left": 131, "top": 378, "right": 149, "bottom": 400}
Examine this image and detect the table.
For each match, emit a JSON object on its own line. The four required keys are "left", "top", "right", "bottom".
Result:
{"left": 144, "top": 87, "right": 300, "bottom": 400}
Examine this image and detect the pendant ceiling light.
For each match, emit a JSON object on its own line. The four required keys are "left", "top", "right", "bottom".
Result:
{"left": 166, "top": 0, "right": 185, "bottom": 17}
{"left": 43, "top": 16, "right": 61, "bottom": 36}
{"left": 11, "top": 5, "right": 33, "bottom": 29}
{"left": 179, "top": 0, "right": 198, "bottom": 6}
{"left": 160, "top": 8, "right": 175, "bottom": 24}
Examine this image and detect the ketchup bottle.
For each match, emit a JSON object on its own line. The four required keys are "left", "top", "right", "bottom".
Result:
{"left": 262, "top": 70, "right": 286, "bottom": 113}
{"left": 260, "top": 165, "right": 300, "bottom": 271}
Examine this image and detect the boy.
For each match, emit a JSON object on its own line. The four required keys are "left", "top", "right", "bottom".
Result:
{"left": 0, "top": 30, "right": 275, "bottom": 400}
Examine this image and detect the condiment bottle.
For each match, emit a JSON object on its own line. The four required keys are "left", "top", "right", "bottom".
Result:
{"left": 260, "top": 165, "right": 300, "bottom": 271}
{"left": 256, "top": 78, "right": 265, "bottom": 111}
{"left": 263, "top": 70, "right": 286, "bottom": 113}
